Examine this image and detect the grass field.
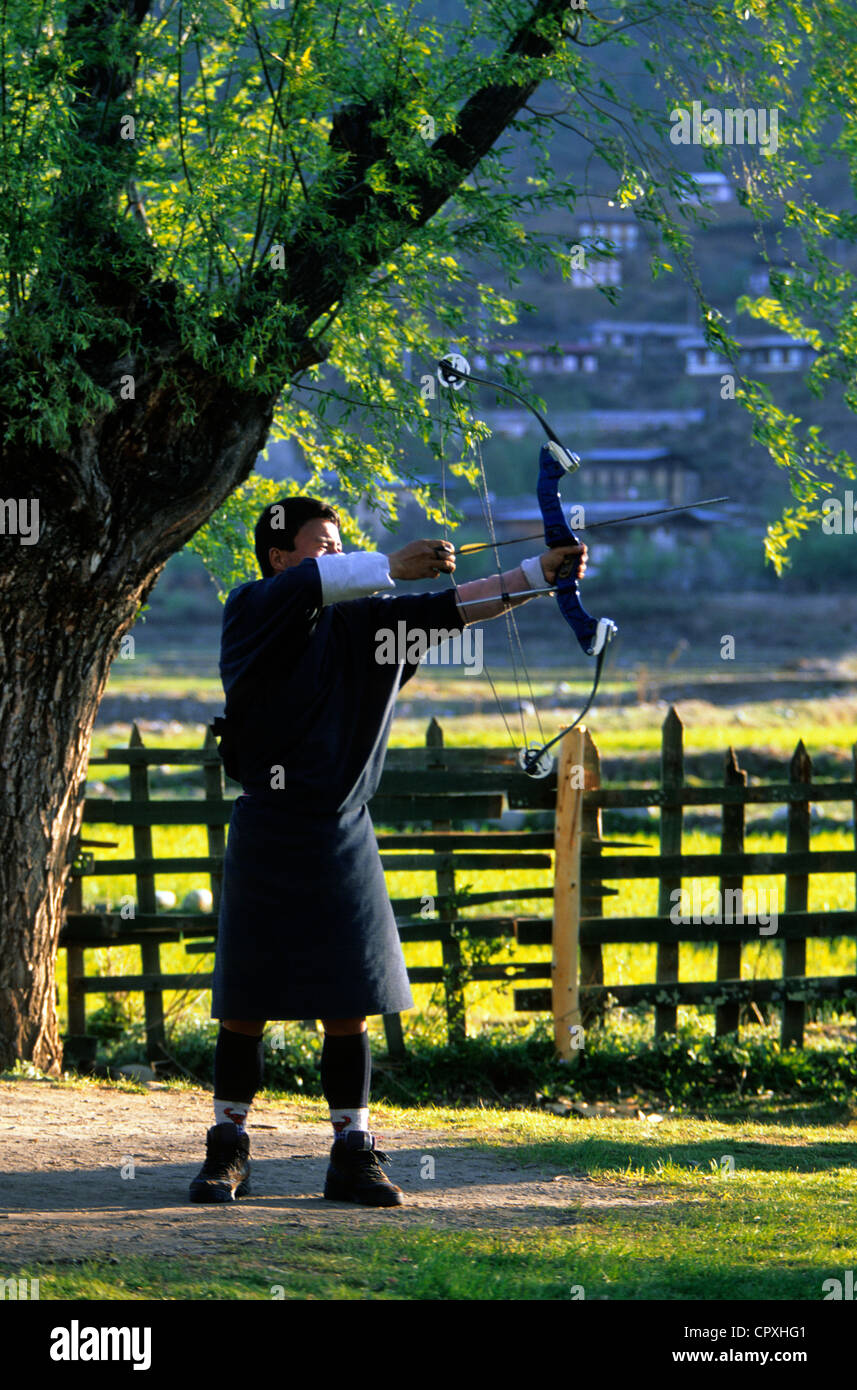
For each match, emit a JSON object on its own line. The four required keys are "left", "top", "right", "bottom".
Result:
{"left": 5, "top": 1080, "right": 856, "bottom": 1301}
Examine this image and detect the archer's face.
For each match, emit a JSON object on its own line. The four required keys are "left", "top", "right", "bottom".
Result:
{"left": 269, "top": 518, "right": 342, "bottom": 572}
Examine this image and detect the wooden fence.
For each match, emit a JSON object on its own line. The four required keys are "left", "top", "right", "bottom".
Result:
{"left": 62, "top": 708, "right": 857, "bottom": 1062}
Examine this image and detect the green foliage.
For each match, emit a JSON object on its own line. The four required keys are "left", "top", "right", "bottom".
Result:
{"left": 544, "top": 1018, "right": 857, "bottom": 1112}
{"left": 86, "top": 995, "right": 138, "bottom": 1043}
{"left": 2, "top": 0, "right": 857, "bottom": 570}
{"left": 81, "top": 1011, "right": 857, "bottom": 1112}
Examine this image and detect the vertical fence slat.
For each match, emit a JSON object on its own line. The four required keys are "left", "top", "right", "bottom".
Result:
{"left": 782, "top": 740, "right": 811, "bottom": 1047}
{"left": 202, "top": 727, "right": 225, "bottom": 916}
{"left": 129, "top": 724, "right": 165, "bottom": 1060}
{"left": 65, "top": 785, "right": 90, "bottom": 1039}
{"left": 65, "top": 861, "right": 87, "bottom": 1036}
{"left": 853, "top": 742, "right": 857, "bottom": 983}
{"left": 553, "top": 727, "right": 584, "bottom": 1059}
{"left": 426, "top": 718, "right": 466, "bottom": 1042}
{"left": 716, "top": 747, "right": 747, "bottom": 1037}
{"left": 580, "top": 729, "right": 605, "bottom": 1030}
{"left": 656, "top": 707, "right": 684, "bottom": 1037}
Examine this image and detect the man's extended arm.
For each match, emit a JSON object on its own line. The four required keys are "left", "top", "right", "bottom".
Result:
{"left": 454, "top": 546, "right": 588, "bottom": 624}
{"left": 311, "top": 537, "right": 587, "bottom": 621}
{"left": 453, "top": 560, "right": 541, "bottom": 623}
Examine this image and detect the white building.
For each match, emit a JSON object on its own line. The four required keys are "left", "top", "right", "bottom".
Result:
{"left": 679, "top": 335, "right": 816, "bottom": 374}
{"left": 686, "top": 172, "right": 735, "bottom": 204}
{"left": 578, "top": 220, "right": 640, "bottom": 251}
{"left": 472, "top": 342, "right": 598, "bottom": 375}
{"left": 571, "top": 259, "right": 622, "bottom": 289}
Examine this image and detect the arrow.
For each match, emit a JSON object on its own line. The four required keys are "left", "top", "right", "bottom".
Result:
{"left": 453, "top": 496, "right": 729, "bottom": 556}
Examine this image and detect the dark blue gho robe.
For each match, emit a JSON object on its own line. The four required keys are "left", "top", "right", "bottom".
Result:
{"left": 211, "top": 558, "right": 465, "bottom": 1021}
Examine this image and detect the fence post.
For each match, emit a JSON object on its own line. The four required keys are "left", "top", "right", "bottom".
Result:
{"left": 426, "top": 717, "right": 466, "bottom": 1042}
{"left": 782, "top": 740, "right": 811, "bottom": 1047}
{"left": 853, "top": 742, "right": 857, "bottom": 983}
{"left": 580, "top": 729, "right": 605, "bottom": 1030}
{"left": 202, "top": 727, "right": 225, "bottom": 917}
{"left": 129, "top": 724, "right": 166, "bottom": 1061}
{"left": 656, "top": 707, "right": 684, "bottom": 1037}
{"left": 716, "top": 747, "right": 747, "bottom": 1037}
{"left": 65, "top": 867, "right": 87, "bottom": 1037}
{"left": 553, "top": 727, "right": 584, "bottom": 1060}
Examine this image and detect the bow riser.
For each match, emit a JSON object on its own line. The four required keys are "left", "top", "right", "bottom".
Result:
{"left": 537, "top": 444, "right": 600, "bottom": 656}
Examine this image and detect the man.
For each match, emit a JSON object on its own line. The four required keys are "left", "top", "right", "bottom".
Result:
{"left": 189, "top": 495, "right": 586, "bottom": 1206}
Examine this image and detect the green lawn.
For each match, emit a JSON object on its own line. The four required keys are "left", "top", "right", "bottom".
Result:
{"left": 9, "top": 1098, "right": 857, "bottom": 1300}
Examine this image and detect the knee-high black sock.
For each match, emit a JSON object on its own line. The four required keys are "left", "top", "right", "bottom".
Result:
{"left": 213, "top": 1025, "right": 264, "bottom": 1131}
{"left": 321, "top": 1031, "right": 371, "bottom": 1137}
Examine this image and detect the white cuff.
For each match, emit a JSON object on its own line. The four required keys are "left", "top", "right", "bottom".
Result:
{"left": 520, "top": 554, "right": 546, "bottom": 591}
{"left": 315, "top": 552, "right": 395, "bottom": 605}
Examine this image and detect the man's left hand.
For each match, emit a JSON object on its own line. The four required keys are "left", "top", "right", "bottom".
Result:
{"left": 540, "top": 543, "right": 588, "bottom": 585}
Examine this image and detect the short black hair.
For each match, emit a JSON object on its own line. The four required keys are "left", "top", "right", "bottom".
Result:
{"left": 254, "top": 496, "right": 340, "bottom": 578}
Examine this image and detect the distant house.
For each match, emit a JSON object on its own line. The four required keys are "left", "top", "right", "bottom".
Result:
{"left": 454, "top": 446, "right": 700, "bottom": 507}
{"left": 679, "top": 335, "right": 816, "bottom": 374}
{"left": 686, "top": 171, "right": 735, "bottom": 204}
{"left": 746, "top": 263, "right": 794, "bottom": 296}
{"left": 570, "top": 219, "right": 638, "bottom": 288}
{"left": 579, "top": 447, "right": 700, "bottom": 505}
{"left": 578, "top": 219, "right": 639, "bottom": 251}
{"left": 485, "top": 407, "right": 705, "bottom": 437}
{"left": 388, "top": 449, "right": 724, "bottom": 554}
{"left": 472, "top": 342, "right": 599, "bottom": 375}
{"left": 587, "top": 320, "right": 692, "bottom": 365}
{"left": 571, "top": 259, "right": 622, "bottom": 289}
{"left": 589, "top": 320, "right": 691, "bottom": 349}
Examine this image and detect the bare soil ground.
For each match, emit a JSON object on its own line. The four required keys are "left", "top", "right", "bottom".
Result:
{"left": 1, "top": 1079, "right": 664, "bottom": 1262}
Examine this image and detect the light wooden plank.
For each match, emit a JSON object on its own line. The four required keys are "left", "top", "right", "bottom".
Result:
{"left": 553, "top": 728, "right": 584, "bottom": 1060}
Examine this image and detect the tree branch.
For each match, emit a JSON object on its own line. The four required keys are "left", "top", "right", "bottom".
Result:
{"left": 237, "top": 0, "right": 579, "bottom": 373}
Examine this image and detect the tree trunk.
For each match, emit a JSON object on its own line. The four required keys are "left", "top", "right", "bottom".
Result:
{"left": 0, "top": 603, "right": 123, "bottom": 1073}
{"left": 0, "top": 380, "right": 274, "bottom": 1072}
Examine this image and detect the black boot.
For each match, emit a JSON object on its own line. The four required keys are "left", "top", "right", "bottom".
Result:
{"left": 189, "top": 1122, "right": 251, "bottom": 1203}
{"left": 323, "top": 1130, "right": 403, "bottom": 1207}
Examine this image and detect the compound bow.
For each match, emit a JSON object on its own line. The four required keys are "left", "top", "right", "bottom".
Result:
{"left": 436, "top": 351, "right": 617, "bottom": 777}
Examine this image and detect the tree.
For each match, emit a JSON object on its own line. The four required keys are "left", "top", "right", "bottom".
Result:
{"left": 1, "top": 0, "right": 855, "bottom": 1071}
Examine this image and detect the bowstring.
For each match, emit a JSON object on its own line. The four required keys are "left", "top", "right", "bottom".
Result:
{"left": 435, "top": 387, "right": 519, "bottom": 753}
{"left": 434, "top": 383, "right": 546, "bottom": 758}
{"left": 469, "top": 415, "right": 547, "bottom": 756}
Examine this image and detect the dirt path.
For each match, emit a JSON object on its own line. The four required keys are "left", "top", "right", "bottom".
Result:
{"left": 0, "top": 1079, "right": 666, "bottom": 1262}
